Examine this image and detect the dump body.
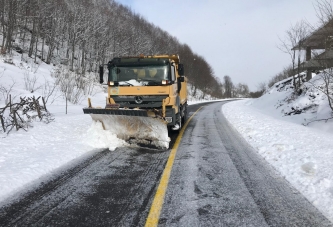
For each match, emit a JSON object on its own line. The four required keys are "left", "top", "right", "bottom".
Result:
{"left": 83, "top": 54, "right": 187, "bottom": 149}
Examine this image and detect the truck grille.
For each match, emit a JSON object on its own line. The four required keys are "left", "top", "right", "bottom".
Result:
{"left": 112, "top": 95, "right": 168, "bottom": 108}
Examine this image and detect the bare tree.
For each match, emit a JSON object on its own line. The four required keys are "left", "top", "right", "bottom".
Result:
{"left": 3, "top": 0, "right": 18, "bottom": 53}
{"left": 278, "top": 20, "right": 310, "bottom": 92}
{"left": 223, "top": 75, "right": 233, "bottom": 98}
{"left": 257, "top": 82, "right": 267, "bottom": 94}
{"left": 314, "top": 0, "right": 333, "bottom": 24}
{"left": 0, "top": 79, "right": 16, "bottom": 105}
{"left": 309, "top": 0, "right": 333, "bottom": 111}
{"left": 309, "top": 70, "right": 333, "bottom": 111}
{"left": 234, "top": 83, "right": 250, "bottom": 98}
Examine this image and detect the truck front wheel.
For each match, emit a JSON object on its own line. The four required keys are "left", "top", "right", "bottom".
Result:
{"left": 171, "top": 110, "right": 182, "bottom": 131}
{"left": 181, "top": 103, "right": 187, "bottom": 125}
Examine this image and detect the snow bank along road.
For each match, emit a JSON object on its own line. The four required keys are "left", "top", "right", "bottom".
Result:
{"left": 0, "top": 101, "right": 331, "bottom": 226}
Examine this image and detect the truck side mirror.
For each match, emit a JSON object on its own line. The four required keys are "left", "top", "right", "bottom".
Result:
{"left": 177, "top": 79, "right": 182, "bottom": 93}
{"left": 179, "top": 76, "right": 185, "bottom": 82}
{"left": 178, "top": 64, "right": 184, "bottom": 76}
{"left": 99, "top": 65, "right": 104, "bottom": 84}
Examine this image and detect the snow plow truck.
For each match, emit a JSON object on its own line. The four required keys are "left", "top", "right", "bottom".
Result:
{"left": 83, "top": 54, "right": 188, "bottom": 149}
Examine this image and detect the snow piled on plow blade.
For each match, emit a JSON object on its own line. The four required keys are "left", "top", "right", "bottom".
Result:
{"left": 84, "top": 121, "right": 128, "bottom": 151}
{"left": 89, "top": 114, "right": 170, "bottom": 149}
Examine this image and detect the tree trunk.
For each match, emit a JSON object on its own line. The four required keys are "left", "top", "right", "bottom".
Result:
{"left": 81, "top": 41, "right": 85, "bottom": 75}
{"left": 297, "top": 49, "right": 301, "bottom": 90}
{"left": 292, "top": 50, "right": 296, "bottom": 90}
{"left": 1, "top": 0, "right": 7, "bottom": 52}
{"left": 46, "top": 43, "right": 55, "bottom": 64}
{"left": 28, "top": 18, "right": 36, "bottom": 57}
{"left": 41, "top": 36, "right": 45, "bottom": 61}
{"left": 71, "top": 41, "right": 75, "bottom": 71}
{"left": 66, "top": 95, "right": 68, "bottom": 114}
{"left": 34, "top": 27, "right": 39, "bottom": 62}
{"left": 5, "top": 0, "right": 16, "bottom": 53}
{"left": 21, "top": 16, "right": 28, "bottom": 60}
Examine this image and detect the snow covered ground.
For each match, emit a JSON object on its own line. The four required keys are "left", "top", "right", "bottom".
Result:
{"left": 1, "top": 53, "right": 333, "bottom": 223}
{"left": 223, "top": 75, "right": 333, "bottom": 222}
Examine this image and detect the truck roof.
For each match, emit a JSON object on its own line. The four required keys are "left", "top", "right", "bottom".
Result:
{"left": 113, "top": 54, "right": 180, "bottom": 63}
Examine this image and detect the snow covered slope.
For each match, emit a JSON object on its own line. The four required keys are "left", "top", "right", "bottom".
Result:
{"left": 223, "top": 74, "right": 333, "bottom": 222}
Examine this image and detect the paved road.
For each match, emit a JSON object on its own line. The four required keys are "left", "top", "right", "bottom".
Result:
{"left": 159, "top": 101, "right": 331, "bottom": 226}
{"left": 0, "top": 147, "right": 169, "bottom": 226}
{"left": 0, "top": 101, "right": 331, "bottom": 226}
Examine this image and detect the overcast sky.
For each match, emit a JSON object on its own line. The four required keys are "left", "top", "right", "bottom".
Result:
{"left": 115, "top": 0, "right": 319, "bottom": 90}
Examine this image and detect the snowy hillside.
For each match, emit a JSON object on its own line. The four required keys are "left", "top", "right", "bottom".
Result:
{"left": 223, "top": 74, "right": 333, "bottom": 222}
{"left": 252, "top": 72, "right": 333, "bottom": 133}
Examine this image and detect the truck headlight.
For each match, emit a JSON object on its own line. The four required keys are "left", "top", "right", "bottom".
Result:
{"left": 162, "top": 80, "right": 169, "bottom": 85}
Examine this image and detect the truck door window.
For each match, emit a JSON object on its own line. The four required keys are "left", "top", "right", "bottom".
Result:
{"left": 110, "top": 67, "right": 118, "bottom": 81}
{"left": 171, "top": 65, "right": 175, "bottom": 81}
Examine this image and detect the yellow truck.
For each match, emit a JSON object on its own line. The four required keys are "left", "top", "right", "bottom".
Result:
{"left": 83, "top": 54, "right": 187, "bottom": 149}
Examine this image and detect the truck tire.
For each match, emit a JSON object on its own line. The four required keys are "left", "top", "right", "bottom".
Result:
{"left": 171, "top": 109, "right": 182, "bottom": 131}
{"left": 181, "top": 103, "right": 187, "bottom": 125}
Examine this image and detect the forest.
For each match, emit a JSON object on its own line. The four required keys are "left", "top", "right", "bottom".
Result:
{"left": 0, "top": 0, "right": 252, "bottom": 99}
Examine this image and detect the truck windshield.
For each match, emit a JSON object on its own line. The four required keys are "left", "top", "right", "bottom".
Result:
{"left": 109, "top": 65, "right": 168, "bottom": 85}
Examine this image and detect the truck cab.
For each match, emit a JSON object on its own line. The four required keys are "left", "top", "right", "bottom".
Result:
{"left": 99, "top": 54, "right": 188, "bottom": 130}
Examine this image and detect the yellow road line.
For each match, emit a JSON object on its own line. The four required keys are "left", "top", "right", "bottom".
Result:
{"left": 145, "top": 107, "right": 203, "bottom": 227}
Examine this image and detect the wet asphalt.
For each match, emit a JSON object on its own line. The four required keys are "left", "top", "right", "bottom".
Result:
{"left": 159, "top": 101, "right": 331, "bottom": 226}
{"left": 0, "top": 101, "right": 331, "bottom": 226}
